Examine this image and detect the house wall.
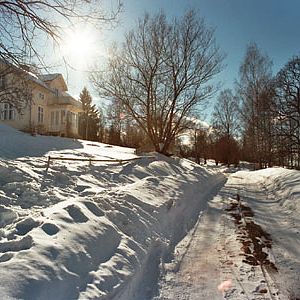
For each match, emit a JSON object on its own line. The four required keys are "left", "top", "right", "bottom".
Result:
{"left": 0, "top": 69, "right": 31, "bottom": 130}
{"left": 30, "top": 85, "right": 51, "bottom": 133}
{"left": 1, "top": 83, "right": 52, "bottom": 133}
{"left": 0, "top": 104, "right": 30, "bottom": 130}
{"left": 0, "top": 67, "right": 82, "bottom": 137}
{"left": 48, "top": 106, "right": 80, "bottom": 137}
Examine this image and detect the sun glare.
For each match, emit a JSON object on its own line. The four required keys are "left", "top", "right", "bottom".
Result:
{"left": 61, "top": 27, "right": 104, "bottom": 67}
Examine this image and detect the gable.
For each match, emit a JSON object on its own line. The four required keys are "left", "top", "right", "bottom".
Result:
{"left": 39, "top": 74, "right": 68, "bottom": 92}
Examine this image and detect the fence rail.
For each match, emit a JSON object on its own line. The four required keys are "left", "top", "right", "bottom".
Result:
{"left": 46, "top": 155, "right": 155, "bottom": 170}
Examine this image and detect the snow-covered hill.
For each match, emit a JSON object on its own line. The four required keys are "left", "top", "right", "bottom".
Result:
{"left": 0, "top": 124, "right": 225, "bottom": 299}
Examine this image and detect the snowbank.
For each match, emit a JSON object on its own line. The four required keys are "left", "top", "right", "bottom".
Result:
{"left": 0, "top": 124, "right": 225, "bottom": 299}
{"left": 235, "top": 167, "right": 300, "bottom": 212}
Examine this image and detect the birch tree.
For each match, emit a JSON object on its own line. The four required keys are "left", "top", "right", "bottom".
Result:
{"left": 274, "top": 56, "right": 300, "bottom": 167}
{"left": 237, "top": 43, "right": 274, "bottom": 167}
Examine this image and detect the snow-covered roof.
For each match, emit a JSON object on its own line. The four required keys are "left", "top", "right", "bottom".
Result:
{"left": 26, "top": 72, "right": 53, "bottom": 91}
{"left": 39, "top": 73, "right": 68, "bottom": 92}
{"left": 38, "top": 73, "right": 61, "bottom": 82}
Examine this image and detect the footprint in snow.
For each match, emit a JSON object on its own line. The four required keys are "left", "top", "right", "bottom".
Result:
{"left": 83, "top": 201, "right": 104, "bottom": 217}
{"left": 74, "top": 185, "right": 89, "bottom": 192}
{"left": 0, "top": 205, "right": 18, "bottom": 228}
{"left": 15, "top": 217, "right": 41, "bottom": 236}
{"left": 0, "top": 253, "right": 13, "bottom": 262}
{"left": 0, "top": 235, "right": 33, "bottom": 253}
{"left": 65, "top": 204, "right": 88, "bottom": 223}
{"left": 41, "top": 223, "right": 59, "bottom": 235}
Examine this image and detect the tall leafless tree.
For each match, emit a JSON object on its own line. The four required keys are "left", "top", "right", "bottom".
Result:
{"left": 92, "top": 11, "right": 224, "bottom": 154}
{"left": 237, "top": 43, "right": 275, "bottom": 167}
{"left": 213, "top": 89, "right": 239, "bottom": 138}
{"left": 193, "top": 126, "right": 209, "bottom": 164}
{"left": 212, "top": 89, "right": 240, "bottom": 166}
{"left": 274, "top": 56, "right": 300, "bottom": 168}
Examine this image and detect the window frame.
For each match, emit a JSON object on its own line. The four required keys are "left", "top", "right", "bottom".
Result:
{"left": 38, "top": 106, "right": 44, "bottom": 123}
{"left": 0, "top": 103, "right": 15, "bottom": 120}
{"left": 0, "top": 75, "right": 5, "bottom": 89}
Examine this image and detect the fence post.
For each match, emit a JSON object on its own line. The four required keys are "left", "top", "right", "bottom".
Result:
{"left": 46, "top": 156, "right": 51, "bottom": 172}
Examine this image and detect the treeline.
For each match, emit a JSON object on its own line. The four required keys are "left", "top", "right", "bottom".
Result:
{"left": 79, "top": 11, "right": 300, "bottom": 170}
{"left": 210, "top": 43, "right": 300, "bottom": 169}
{"left": 78, "top": 87, "right": 152, "bottom": 150}
{"left": 80, "top": 85, "right": 241, "bottom": 165}
{"left": 80, "top": 11, "right": 224, "bottom": 155}
{"left": 82, "top": 42, "right": 300, "bottom": 170}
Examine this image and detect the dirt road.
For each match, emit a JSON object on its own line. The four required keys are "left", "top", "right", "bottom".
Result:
{"left": 157, "top": 172, "right": 287, "bottom": 300}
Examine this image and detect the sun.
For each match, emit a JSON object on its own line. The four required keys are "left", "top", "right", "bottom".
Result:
{"left": 61, "top": 27, "right": 101, "bottom": 67}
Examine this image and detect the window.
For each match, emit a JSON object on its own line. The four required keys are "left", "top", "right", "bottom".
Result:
{"left": 69, "top": 112, "right": 75, "bottom": 125}
{"left": 38, "top": 107, "right": 44, "bottom": 123}
{"left": 0, "top": 75, "right": 5, "bottom": 89}
{"left": 50, "top": 111, "right": 54, "bottom": 125}
{"left": 54, "top": 88, "right": 59, "bottom": 97}
{"left": 0, "top": 103, "right": 15, "bottom": 120}
{"left": 61, "top": 110, "right": 65, "bottom": 124}
{"left": 39, "top": 93, "right": 45, "bottom": 100}
{"left": 55, "top": 111, "right": 59, "bottom": 125}
{"left": 74, "top": 114, "right": 78, "bottom": 128}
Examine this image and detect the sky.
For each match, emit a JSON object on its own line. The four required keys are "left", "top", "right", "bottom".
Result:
{"left": 55, "top": 0, "right": 300, "bottom": 121}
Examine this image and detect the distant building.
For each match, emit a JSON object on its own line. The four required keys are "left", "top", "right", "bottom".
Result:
{"left": 0, "top": 62, "right": 82, "bottom": 137}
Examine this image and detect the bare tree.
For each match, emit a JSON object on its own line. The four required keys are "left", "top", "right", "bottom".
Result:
{"left": 237, "top": 43, "right": 274, "bottom": 167}
{"left": 0, "top": 0, "right": 122, "bottom": 68}
{"left": 92, "top": 11, "right": 224, "bottom": 154}
{"left": 274, "top": 56, "right": 300, "bottom": 168}
{"left": 212, "top": 89, "right": 240, "bottom": 166}
{"left": 106, "top": 97, "right": 123, "bottom": 146}
{"left": 214, "top": 135, "right": 240, "bottom": 166}
{"left": 212, "top": 89, "right": 239, "bottom": 138}
{"left": 0, "top": 63, "right": 32, "bottom": 113}
{"left": 193, "top": 126, "right": 209, "bottom": 164}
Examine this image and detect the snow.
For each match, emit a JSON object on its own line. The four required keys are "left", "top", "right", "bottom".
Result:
{"left": 0, "top": 123, "right": 225, "bottom": 299}
{"left": 158, "top": 168, "right": 300, "bottom": 299}
{"left": 0, "top": 122, "right": 299, "bottom": 299}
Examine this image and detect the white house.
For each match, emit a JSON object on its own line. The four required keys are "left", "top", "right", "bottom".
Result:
{"left": 0, "top": 64, "right": 82, "bottom": 137}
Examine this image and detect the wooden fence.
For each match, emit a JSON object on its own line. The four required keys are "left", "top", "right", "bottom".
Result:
{"left": 46, "top": 155, "right": 154, "bottom": 171}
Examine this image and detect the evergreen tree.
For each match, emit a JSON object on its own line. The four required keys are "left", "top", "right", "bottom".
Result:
{"left": 106, "top": 98, "right": 125, "bottom": 146}
{"left": 79, "top": 87, "right": 100, "bottom": 141}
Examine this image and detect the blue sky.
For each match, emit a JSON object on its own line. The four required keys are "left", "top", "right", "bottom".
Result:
{"left": 58, "top": 0, "right": 300, "bottom": 120}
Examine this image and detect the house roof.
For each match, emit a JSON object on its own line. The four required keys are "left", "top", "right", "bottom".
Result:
{"left": 0, "top": 60, "right": 80, "bottom": 108}
{"left": 38, "top": 73, "right": 68, "bottom": 92}
{"left": 26, "top": 72, "right": 53, "bottom": 91}
{"left": 38, "top": 74, "right": 61, "bottom": 82}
